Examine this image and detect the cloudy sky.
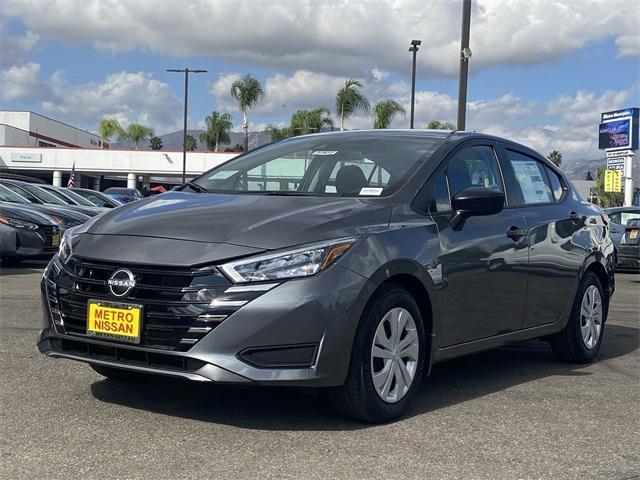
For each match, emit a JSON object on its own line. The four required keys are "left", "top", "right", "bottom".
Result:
{"left": 1, "top": 0, "right": 639, "bottom": 160}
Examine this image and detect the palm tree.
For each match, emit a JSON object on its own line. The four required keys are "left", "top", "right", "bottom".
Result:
{"left": 373, "top": 100, "right": 406, "bottom": 129}
{"left": 230, "top": 74, "right": 265, "bottom": 152}
{"left": 547, "top": 150, "right": 562, "bottom": 167}
{"left": 290, "top": 108, "right": 334, "bottom": 136}
{"left": 427, "top": 120, "right": 455, "bottom": 130}
{"left": 335, "top": 79, "right": 370, "bottom": 131}
{"left": 185, "top": 134, "right": 198, "bottom": 151}
{"left": 149, "top": 136, "right": 163, "bottom": 150}
{"left": 124, "top": 123, "right": 154, "bottom": 149}
{"left": 266, "top": 124, "right": 292, "bottom": 142}
{"left": 199, "top": 111, "right": 233, "bottom": 151}
{"left": 97, "top": 118, "right": 124, "bottom": 148}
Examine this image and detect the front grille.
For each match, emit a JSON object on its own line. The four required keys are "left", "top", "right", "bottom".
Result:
{"left": 49, "top": 257, "right": 239, "bottom": 351}
{"left": 52, "top": 338, "right": 206, "bottom": 372}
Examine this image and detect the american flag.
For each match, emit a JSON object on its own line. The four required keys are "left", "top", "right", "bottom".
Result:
{"left": 67, "top": 162, "right": 75, "bottom": 188}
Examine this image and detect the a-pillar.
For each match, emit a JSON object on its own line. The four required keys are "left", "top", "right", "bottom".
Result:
{"left": 52, "top": 171, "right": 62, "bottom": 187}
{"left": 127, "top": 173, "right": 137, "bottom": 189}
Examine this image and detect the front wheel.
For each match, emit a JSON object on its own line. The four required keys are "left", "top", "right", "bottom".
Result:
{"left": 550, "top": 272, "right": 605, "bottom": 363}
{"left": 330, "top": 285, "right": 426, "bottom": 423}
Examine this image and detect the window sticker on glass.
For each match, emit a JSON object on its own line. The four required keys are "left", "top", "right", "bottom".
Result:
{"left": 312, "top": 151, "right": 338, "bottom": 156}
{"left": 360, "top": 187, "right": 383, "bottom": 196}
{"left": 511, "top": 161, "right": 552, "bottom": 204}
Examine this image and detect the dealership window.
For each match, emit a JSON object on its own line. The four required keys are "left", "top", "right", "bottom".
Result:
{"left": 506, "top": 150, "right": 554, "bottom": 205}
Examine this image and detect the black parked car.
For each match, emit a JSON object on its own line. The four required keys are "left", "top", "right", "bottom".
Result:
{"left": 103, "top": 187, "right": 144, "bottom": 204}
{"left": 39, "top": 131, "right": 614, "bottom": 422}
{"left": 0, "top": 203, "right": 62, "bottom": 262}
{"left": 0, "top": 180, "right": 103, "bottom": 217}
{"left": 36, "top": 184, "right": 107, "bottom": 216}
{"left": 70, "top": 188, "right": 123, "bottom": 208}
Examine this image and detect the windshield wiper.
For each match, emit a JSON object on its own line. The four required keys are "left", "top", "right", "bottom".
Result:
{"left": 262, "top": 191, "right": 324, "bottom": 196}
{"left": 182, "top": 181, "right": 209, "bottom": 193}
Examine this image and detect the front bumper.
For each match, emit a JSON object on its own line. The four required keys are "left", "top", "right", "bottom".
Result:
{"left": 38, "top": 259, "right": 372, "bottom": 387}
{"left": 0, "top": 225, "right": 59, "bottom": 258}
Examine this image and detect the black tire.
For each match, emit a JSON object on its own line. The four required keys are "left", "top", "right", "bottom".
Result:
{"left": 90, "top": 364, "right": 147, "bottom": 381}
{"left": 550, "top": 272, "right": 605, "bottom": 363}
{"left": 329, "top": 285, "right": 426, "bottom": 423}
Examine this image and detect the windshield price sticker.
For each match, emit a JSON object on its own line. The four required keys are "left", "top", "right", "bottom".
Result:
{"left": 312, "top": 151, "right": 338, "bottom": 156}
{"left": 360, "top": 187, "right": 383, "bottom": 196}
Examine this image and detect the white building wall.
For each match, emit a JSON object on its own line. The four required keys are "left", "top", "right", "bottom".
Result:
{"left": 0, "top": 125, "right": 34, "bottom": 147}
{"left": 0, "top": 145, "right": 238, "bottom": 178}
{"left": 0, "top": 111, "right": 101, "bottom": 148}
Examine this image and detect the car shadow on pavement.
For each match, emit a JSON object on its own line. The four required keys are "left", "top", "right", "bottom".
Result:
{"left": 0, "top": 260, "right": 49, "bottom": 276}
{"left": 90, "top": 323, "right": 639, "bottom": 431}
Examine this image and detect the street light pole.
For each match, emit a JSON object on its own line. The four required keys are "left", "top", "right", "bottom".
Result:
{"left": 409, "top": 40, "right": 421, "bottom": 129}
{"left": 456, "top": 0, "right": 472, "bottom": 131}
{"left": 167, "top": 68, "right": 207, "bottom": 184}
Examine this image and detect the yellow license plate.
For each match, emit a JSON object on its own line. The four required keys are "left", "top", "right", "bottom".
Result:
{"left": 630, "top": 229, "right": 638, "bottom": 239}
{"left": 87, "top": 300, "right": 142, "bottom": 344}
{"left": 51, "top": 234, "right": 60, "bottom": 247}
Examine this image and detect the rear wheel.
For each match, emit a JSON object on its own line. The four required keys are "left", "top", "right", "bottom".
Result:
{"left": 90, "top": 364, "right": 147, "bottom": 381}
{"left": 330, "top": 285, "right": 426, "bottom": 423}
{"left": 550, "top": 272, "right": 605, "bottom": 363}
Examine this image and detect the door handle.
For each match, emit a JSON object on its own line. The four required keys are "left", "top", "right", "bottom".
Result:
{"left": 506, "top": 226, "right": 527, "bottom": 241}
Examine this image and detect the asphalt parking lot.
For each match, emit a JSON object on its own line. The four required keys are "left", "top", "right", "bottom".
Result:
{"left": 0, "top": 261, "right": 638, "bottom": 480}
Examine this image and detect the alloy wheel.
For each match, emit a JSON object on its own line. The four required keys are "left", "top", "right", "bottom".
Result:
{"left": 580, "top": 285, "right": 602, "bottom": 350}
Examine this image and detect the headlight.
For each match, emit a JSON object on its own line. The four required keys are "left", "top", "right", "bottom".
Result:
{"left": 0, "top": 215, "right": 38, "bottom": 230}
{"left": 58, "top": 227, "right": 76, "bottom": 264}
{"left": 219, "top": 237, "right": 358, "bottom": 283}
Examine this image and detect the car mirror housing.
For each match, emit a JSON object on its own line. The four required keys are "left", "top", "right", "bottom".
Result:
{"left": 450, "top": 187, "right": 505, "bottom": 230}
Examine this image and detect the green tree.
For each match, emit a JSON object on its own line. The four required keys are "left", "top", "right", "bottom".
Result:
{"left": 592, "top": 167, "right": 623, "bottom": 207}
{"left": 373, "top": 100, "right": 406, "bottom": 129}
{"left": 97, "top": 118, "right": 124, "bottom": 147}
{"left": 427, "top": 120, "right": 455, "bottom": 130}
{"left": 124, "top": 123, "right": 154, "bottom": 149}
{"left": 290, "top": 108, "right": 334, "bottom": 136}
{"left": 266, "top": 124, "right": 292, "bottom": 142}
{"left": 547, "top": 150, "right": 562, "bottom": 167}
{"left": 335, "top": 79, "right": 370, "bottom": 131}
{"left": 199, "top": 111, "right": 233, "bottom": 151}
{"left": 224, "top": 144, "right": 244, "bottom": 152}
{"left": 149, "top": 136, "right": 163, "bottom": 150}
{"left": 230, "top": 74, "right": 265, "bottom": 152}
{"left": 185, "top": 134, "right": 198, "bottom": 151}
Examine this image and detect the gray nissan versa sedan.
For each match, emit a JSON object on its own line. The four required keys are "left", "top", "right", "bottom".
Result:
{"left": 38, "top": 130, "right": 615, "bottom": 422}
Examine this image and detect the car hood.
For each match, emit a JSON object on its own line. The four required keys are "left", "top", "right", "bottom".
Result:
{"left": 0, "top": 202, "right": 57, "bottom": 225}
{"left": 19, "top": 204, "right": 90, "bottom": 225}
{"left": 84, "top": 191, "right": 392, "bottom": 250}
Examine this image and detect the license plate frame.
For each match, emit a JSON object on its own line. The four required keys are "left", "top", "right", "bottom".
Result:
{"left": 86, "top": 299, "right": 143, "bottom": 344}
{"left": 629, "top": 229, "right": 638, "bottom": 239}
{"left": 51, "top": 234, "right": 60, "bottom": 247}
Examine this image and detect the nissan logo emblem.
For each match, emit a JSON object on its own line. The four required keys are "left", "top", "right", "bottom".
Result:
{"left": 107, "top": 268, "right": 136, "bottom": 297}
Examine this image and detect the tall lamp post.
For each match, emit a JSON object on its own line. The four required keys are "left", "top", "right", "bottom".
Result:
{"left": 167, "top": 68, "right": 207, "bottom": 184}
{"left": 409, "top": 40, "right": 421, "bottom": 129}
{"left": 456, "top": 0, "right": 472, "bottom": 130}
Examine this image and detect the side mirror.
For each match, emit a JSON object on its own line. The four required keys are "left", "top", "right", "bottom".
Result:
{"left": 450, "top": 187, "right": 505, "bottom": 230}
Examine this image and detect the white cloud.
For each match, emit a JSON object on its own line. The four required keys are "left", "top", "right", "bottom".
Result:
{"left": 0, "top": 62, "right": 51, "bottom": 102}
{"left": 1, "top": 29, "right": 40, "bottom": 67}
{"left": 4, "top": 0, "right": 639, "bottom": 77}
{"left": 371, "top": 68, "right": 390, "bottom": 82}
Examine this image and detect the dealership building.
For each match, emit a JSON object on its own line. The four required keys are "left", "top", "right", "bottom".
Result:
{"left": 0, "top": 111, "right": 236, "bottom": 189}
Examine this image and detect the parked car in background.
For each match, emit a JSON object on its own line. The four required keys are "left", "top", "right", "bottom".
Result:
{"left": 0, "top": 184, "right": 89, "bottom": 229}
{"left": 70, "top": 188, "right": 123, "bottom": 208}
{"left": 604, "top": 207, "right": 640, "bottom": 269}
{"left": 37, "top": 184, "right": 107, "bottom": 216}
{"left": 103, "top": 187, "right": 144, "bottom": 204}
{"left": 39, "top": 130, "right": 615, "bottom": 422}
{"left": 0, "top": 180, "right": 104, "bottom": 218}
{"left": 0, "top": 203, "right": 62, "bottom": 263}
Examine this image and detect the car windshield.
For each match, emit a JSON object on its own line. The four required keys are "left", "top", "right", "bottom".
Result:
{"left": 191, "top": 134, "right": 445, "bottom": 196}
{"left": 105, "top": 188, "right": 132, "bottom": 195}
{"left": 0, "top": 184, "right": 29, "bottom": 203}
{"left": 25, "top": 185, "right": 68, "bottom": 205}
{"left": 75, "top": 190, "right": 119, "bottom": 207}
{"left": 61, "top": 188, "right": 97, "bottom": 206}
